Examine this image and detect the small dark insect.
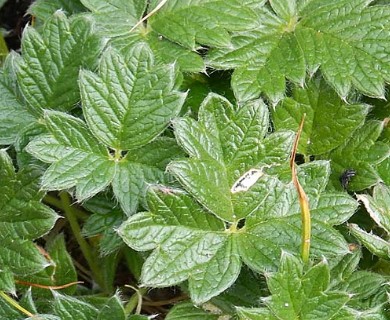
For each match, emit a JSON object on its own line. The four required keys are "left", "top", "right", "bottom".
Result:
{"left": 340, "top": 169, "right": 356, "bottom": 190}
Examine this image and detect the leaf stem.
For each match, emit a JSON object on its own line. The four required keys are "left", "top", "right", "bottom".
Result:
{"left": 44, "top": 193, "right": 89, "bottom": 220}
{"left": 59, "top": 192, "right": 105, "bottom": 290}
{"left": 124, "top": 286, "right": 147, "bottom": 315}
{"left": 0, "top": 291, "right": 34, "bottom": 317}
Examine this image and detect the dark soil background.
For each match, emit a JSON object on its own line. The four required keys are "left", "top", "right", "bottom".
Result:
{"left": 0, "top": 0, "right": 34, "bottom": 51}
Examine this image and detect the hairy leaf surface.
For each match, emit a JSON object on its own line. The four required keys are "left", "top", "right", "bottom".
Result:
{"left": 207, "top": 0, "right": 390, "bottom": 103}
{"left": 16, "top": 11, "right": 103, "bottom": 116}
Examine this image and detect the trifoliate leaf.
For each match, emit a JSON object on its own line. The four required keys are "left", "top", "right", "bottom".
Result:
{"left": 357, "top": 183, "right": 390, "bottom": 233}
{"left": 79, "top": 44, "right": 185, "bottom": 150}
{"left": 263, "top": 252, "right": 350, "bottom": 320}
{"left": 16, "top": 11, "right": 104, "bottom": 116}
{"left": 348, "top": 224, "right": 390, "bottom": 260}
{"left": 273, "top": 78, "right": 369, "bottom": 155}
{"left": 52, "top": 293, "right": 99, "bottom": 320}
{"left": 207, "top": 0, "right": 390, "bottom": 103}
{"left": 328, "top": 120, "right": 390, "bottom": 191}
{"left": 168, "top": 93, "right": 294, "bottom": 222}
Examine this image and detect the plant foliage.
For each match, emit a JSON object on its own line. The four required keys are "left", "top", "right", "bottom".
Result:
{"left": 0, "top": 0, "right": 389, "bottom": 319}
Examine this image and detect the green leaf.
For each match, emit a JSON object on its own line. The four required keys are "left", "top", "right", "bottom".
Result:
{"left": 328, "top": 120, "right": 390, "bottom": 191}
{"left": 263, "top": 252, "right": 350, "bottom": 320}
{"left": 27, "top": 108, "right": 181, "bottom": 213}
{"left": 212, "top": 268, "right": 267, "bottom": 312}
{"left": 118, "top": 187, "right": 231, "bottom": 303}
{"left": 239, "top": 215, "right": 349, "bottom": 272}
{"left": 25, "top": 316, "right": 61, "bottom": 320}
{"left": 166, "top": 302, "right": 219, "bottom": 320}
{"left": 81, "top": 1, "right": 204, "bottom": 72}
{"left": 0, "top": 151, "right": 58, "bottom": 240}
{"left": 208, "top": 0, "right": 390, "bottom": 102}
{"left": 329, "top": 249, "right": 361, "bottom": 288}
{"left": 189, "top": 235, "right": 241, "bottom": 304}
{"left": 377, "top": 157, "right": 390, "bottom": 185}
{"left": 26, "top": 111, "right": 115, "bottom": 201}
{"left": 0, "top": 294, "right": 24, "bottom": 320}
{"left": 149, "top": 0, "right": 260, "bottom": 49}
{"left": 0, "top": 66, "right": 34, "bottom": 145}
{"left": 0, "top": 239, "right": 49, "bottom": 276}
{"left": 82, "top": 197, "right": 125, "bottom": 255}
{"left": 16, "top": 11, "right": 104, "bottom": 116}
{"left": 272, "top": 78, "right": 370, "bottom": 155}
{"left": 236, "top": 307, "right": 275, "bottom": 320}
{"left": 340, "top": 271, "right": 386, "bottom": 301}
{"left": 81, "top": 0, "right": 147, "bottom": 19}
{"left": 28, "top": 0, "right": 86, "bottom": 21}
{"left": 0, "top": 269, "right": 15, "bottom": 295}
{"left": 79, "top": 44, "right": 186, "bottom": 150}
{"left": 112, "top": 137, "right": 183, "bottom": 215}
{"left": 52, "top": 293, "right": 99, "bottom": 320}
{"left": 348, "top": 224, "right": 390, "bottom": 260}
{"left": 357, "top": 183, "right": 390, "bottom": 233}
{"left": 97, "top": 293, "right": 125, "bottom": 320}
{"left": 168, "top": 93, "right": 294, "bottom": 222}
{"left": 29, "top": 234, "right": 78, "bottom": 295}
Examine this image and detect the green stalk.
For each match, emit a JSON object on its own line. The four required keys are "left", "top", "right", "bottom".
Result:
{"left": 44, "top": 193, "right": 89, "bottom": 220}
{"left": 59, "top": 192, "right": 105, "bottom": 290}
{"left": 0, "top": 291, "right": 34, "bottom": 317}
{"left": 290, "top": 114, "right": 311, "bottom": 264}
{"left": 124, "top": 286, "right": 147, "bottom": 315}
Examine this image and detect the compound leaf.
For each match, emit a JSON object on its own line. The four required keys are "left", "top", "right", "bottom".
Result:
{"left": 27, "top": 46, "right": 183, "bottom": 212}
{"left": 208, "top": 0, "right": 390, "bottom": 103}
{"left": 168, "top": 93, "right": 294, "bottom": 222}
